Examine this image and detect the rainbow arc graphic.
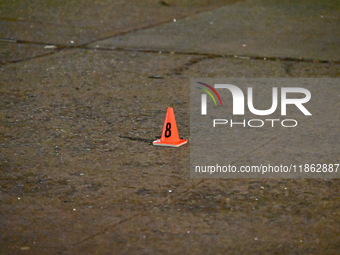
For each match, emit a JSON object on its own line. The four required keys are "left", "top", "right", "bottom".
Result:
{"left": 196, "top": 82, "right": 223, "bottom": 106}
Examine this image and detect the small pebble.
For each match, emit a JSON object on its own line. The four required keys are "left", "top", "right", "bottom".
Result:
{"left": 254, "top": 237, "right": 258, "bottom": 241}
{"left": 18, "top": 197, "right": 21, "bottom": 200}
{"left": 168, "top": 190, "right": 172, "bottom": 193}
{"left": 20, "top": 247, "right": 30, "bottom": 251}
{"left": 173, "top": 19, "right": 177, "bottom": 22}
{"left": 73, "top": 208, "right": 76, "bottom": 211}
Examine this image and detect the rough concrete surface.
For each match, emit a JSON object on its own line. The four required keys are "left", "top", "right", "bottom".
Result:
{"left": 0, "top": 0, "right": 339, "bottom": 254}
{"left": 91, "top": 0, "right": 340, "bottom": 61}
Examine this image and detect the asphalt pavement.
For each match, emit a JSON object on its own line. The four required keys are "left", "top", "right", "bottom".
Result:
{"left": 1, "top": 0, "right": 339, "bottom": 254}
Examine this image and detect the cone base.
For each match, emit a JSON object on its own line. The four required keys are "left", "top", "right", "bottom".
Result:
{"left": 152, "top": 139, "right": 188, "bottom": 148}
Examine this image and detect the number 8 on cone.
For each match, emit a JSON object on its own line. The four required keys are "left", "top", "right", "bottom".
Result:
{"left": 153, "top": 107, "right": 188, "bottom": 147}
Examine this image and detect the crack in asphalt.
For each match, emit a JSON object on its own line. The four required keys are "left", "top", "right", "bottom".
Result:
{"left": 0, "top": 50, "right": 62, "bottom": 65}
{"left": 3, "top": 39, "right": 337, "bottom": 66}
{"left": 0, "top": 3, "right": 235, "bottom": 65}
{"left": 119, "top": 136, "right": 154, "bottom": 144}
{"left": 67, "top": 213, "right": 142, "bottom": 249}
{"left": 167, "top": 56, "right": 214, "bottom": 75}
{"left": 1, "top": 0, "right": 339, "bottom": 66}
{"left": 85, "top": 47, "right": 340, "bottom": 64}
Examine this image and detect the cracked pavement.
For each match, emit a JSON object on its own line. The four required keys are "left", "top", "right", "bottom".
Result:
{"left": 0, "top": 0, "right": 339, "bottom": 254}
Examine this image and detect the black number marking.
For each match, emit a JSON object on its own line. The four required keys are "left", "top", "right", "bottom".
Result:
{"left": 164, "top": 122, "right": 171, "bottom": 137}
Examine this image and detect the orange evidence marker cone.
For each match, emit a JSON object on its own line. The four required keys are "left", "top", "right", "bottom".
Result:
{"left": 153, "top": 107, "right": 188, "bottom": 147}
